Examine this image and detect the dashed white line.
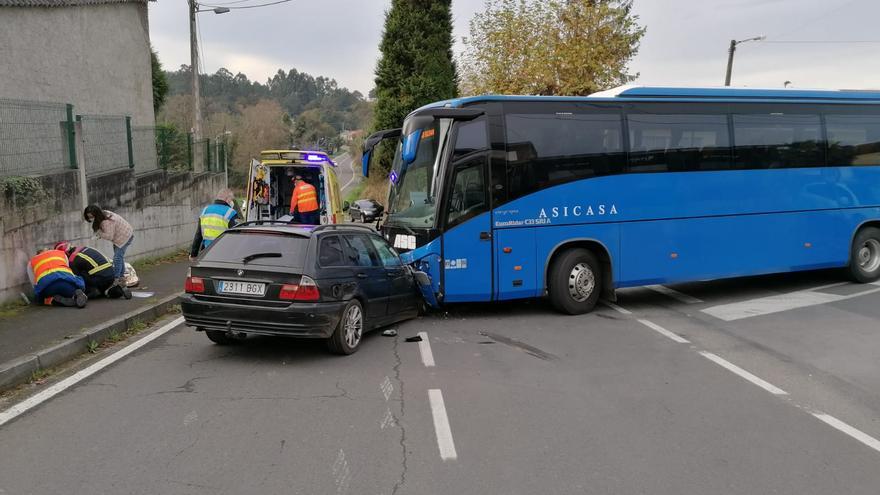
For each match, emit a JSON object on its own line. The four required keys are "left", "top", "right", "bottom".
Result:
{"left": 0, "top": 316, "right": 184, "bottom": 427}
{"left": 428, "top": 389, "right": 458, "bottom": 461}
{"left": 417, "top": 331, "right": 435, "bottom": 367}
{"left": 602, "top": 301, "right": 632, "bottom": 315}
{"left": 646, "top": 285, "right": 703, "bottom": 304}
{"left": 339, "top": 153, "right": 359, "bottom": 192}
{"left": 812, "top": 412, "right": 880, "bottom": 454}
{"left": 637, "top": 319, "right": 691, "bottom": 344}
{"left": 702, "top": 281, "right": 880, "bottom": 321}
{"left": 698, "top": 351, "right": 788, "bottom": 395}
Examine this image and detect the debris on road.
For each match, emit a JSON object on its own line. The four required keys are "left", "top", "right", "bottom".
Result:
{"left": 381, "top": 328, "right": 398, "bottom": 337}
{"left": 404, "top": 335, "right": 422, "bottom": 342}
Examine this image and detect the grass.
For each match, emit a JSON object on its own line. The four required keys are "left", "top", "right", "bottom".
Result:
{"left": 0, "top": 299, "right": 29, "bottom": 318}
{"left": 344, "top": 180, "right": 366, "bottom": 205}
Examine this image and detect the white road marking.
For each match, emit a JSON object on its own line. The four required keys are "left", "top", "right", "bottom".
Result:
{"left": 417, "top": 331, "right": 435, "bottom": 367}
{"left": 601, "top": 301, "right": 632, "bottom": 315}
{"left": 702, "top": 281, "right": 880, "bottom": 321}
{"left": 637, "top": 319, "right": 691, "bottom": 344}
{"left": 428, "top": 389, "right": 458, "bottom": 461}
{"left": 380, "top": 376, "right": 394, "bottom": 401}
{"left": 698, "top": 351, "right": 788, "bottom": 395}
{"left": 0, "top": 316, "right": 184, "bottom": 427}
{"left": 812, "top": 412, "right": 880, "bottom": 454}
{"left": 339, "top": 153, "right": 359, "bottom": 193}
{"left": 646, "top": 285, "right": 703, "bottom": 304}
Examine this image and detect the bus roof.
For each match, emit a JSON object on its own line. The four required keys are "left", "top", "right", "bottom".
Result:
{"left": 412, "top": 86, "right": 880, "bottom": 114}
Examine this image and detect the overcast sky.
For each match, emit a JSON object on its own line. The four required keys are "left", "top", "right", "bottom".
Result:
{"left": 149, "top": 0, "right": 879, "bottom": 95}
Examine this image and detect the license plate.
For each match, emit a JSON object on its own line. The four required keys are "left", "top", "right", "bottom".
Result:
{"left": 217, "top": 281, "right": 266, "bottom": 296}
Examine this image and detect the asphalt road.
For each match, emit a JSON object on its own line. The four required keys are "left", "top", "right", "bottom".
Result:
{"left": 335, "top": 152, "right": 360, "bottom": 195}
{"left": 2, "top": 269, "right": 880, "bottom": 494}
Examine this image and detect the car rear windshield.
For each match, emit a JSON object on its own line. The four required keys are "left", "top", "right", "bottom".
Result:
{"left": 202, "top": 231, "right": 308, "bottom": 267}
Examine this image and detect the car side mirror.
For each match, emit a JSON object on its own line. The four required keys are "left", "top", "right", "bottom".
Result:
{"left": 343, "top": 201, "right": 350, "bottom": 211}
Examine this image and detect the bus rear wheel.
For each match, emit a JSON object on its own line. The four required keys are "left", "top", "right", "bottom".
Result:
{"left": 549, "top": 248, "right": 601, "bottom": 315}
{"left": 849, "top": 227, "right": 880, "bottom": 283}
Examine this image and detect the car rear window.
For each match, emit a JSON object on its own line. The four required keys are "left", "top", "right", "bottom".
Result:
{"left": 202, "top": 231, "right": 309, "bottom": 267}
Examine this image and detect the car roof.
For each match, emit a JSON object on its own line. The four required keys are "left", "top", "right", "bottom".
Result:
{"left": 229, "top": 222, "right": 377, "bottom": 238}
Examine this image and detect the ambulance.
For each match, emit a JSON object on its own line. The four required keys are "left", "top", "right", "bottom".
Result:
{"left": 244, "top": 150, "right": 344, "bottom": 224}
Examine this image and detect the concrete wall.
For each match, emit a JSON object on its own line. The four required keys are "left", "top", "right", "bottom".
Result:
{"left": 0, "top": 2, "right": 155, "bottom": 126}
{"left": 0, "top": 169, "right": 224, "bottom": 303}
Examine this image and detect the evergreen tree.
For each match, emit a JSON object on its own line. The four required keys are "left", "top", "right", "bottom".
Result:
{"left": 373, "top": 0, "right": 458, "bottom": 174}
{"left": 151, "top": 48, "right": 169, "bottom": 115}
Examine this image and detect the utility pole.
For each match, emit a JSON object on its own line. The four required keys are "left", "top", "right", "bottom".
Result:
{"left": 189, "top": 0, "right": 202, "bottom": 140}
{"left": 724, "top": 36, "right": 765, "bottom": 86}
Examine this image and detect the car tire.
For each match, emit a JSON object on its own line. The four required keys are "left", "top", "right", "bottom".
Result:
{"left": 327, "top": 300, "right": 364, "bottom": 355}
{"left": 548, "top": 248, "right": 601, "bottom": 315}
{"left": 849, "top": 226, "right": 880, "bottom": 283}
{"left": 205, "top": 329, "right": 238, "bottom": 345}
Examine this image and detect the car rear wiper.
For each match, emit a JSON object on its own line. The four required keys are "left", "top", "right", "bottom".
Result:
{"left": 242, "top": 252, "right": 282, "bottom": 264}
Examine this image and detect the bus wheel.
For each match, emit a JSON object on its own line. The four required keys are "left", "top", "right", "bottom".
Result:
{"left": 549, "top": 248, "right": 601, "bottom": 315}
{"left": 849, "top": 227, "right": 880, "bottom": 283}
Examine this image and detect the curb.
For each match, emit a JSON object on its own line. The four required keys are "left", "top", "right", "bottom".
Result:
{"left": 0, "top": 292, "right": 182, "bottom": 392}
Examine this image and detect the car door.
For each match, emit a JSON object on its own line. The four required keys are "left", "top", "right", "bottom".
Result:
{"left": 343, "top": 234, "right": 389, "bottom": 321}
{"left": 369, "top": 234, "right": 418, "bottom": 317}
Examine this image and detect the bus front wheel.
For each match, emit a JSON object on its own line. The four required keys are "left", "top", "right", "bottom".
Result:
{"left": 849, "top": 227, "right": 880, "bottom": 283}
{"left": 549, "top": 248, "right": 601, "bottom": 315}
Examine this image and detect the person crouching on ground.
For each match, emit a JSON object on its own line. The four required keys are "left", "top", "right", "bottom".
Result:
{"left": 83, "top": 205, "right": 134, "bottom": 290}
{"left": 27, "top": 248, "right": 87, "bottom": 308}
{"left": 55, "top": 241, "right": 132, "bottom": 300}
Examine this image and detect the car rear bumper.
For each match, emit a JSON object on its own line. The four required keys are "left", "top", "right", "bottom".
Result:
{"left": 180, "top": 294, "right": 345, "bottom": 338}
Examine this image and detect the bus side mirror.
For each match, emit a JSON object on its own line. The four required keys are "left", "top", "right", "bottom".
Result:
{"left": 361, "top": 149, "right": 371, "bottom": 178}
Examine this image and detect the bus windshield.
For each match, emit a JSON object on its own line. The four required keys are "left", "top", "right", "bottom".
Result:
{"left": 386, "top": 121, "right": 442, "bottom": 228}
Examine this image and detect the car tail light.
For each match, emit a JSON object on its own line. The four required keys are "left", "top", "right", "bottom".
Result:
{"left": 185, "top": 276, "right": 205, "bottom": 293}
{"left": 279, "top": 275, "right": 320, "bottom": 301}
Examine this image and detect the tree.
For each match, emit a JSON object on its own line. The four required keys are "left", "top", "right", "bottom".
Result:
{"left": 151, "top": 47, "right": 170, "bottom": 114}
{"left": 460, "top": 0, "right": 645, "bottom": 96}
{"left": 373, "top": 0, "right": 458, "bottom": 174}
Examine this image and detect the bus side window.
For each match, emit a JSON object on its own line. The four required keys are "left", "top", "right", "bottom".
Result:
{"left": 825, "top": 113, "right": 880, "bottom": 166}
{"left": 446, "top": 159, "right": 488, "bottom": 228}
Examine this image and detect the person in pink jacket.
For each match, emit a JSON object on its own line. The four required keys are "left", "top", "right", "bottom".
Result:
{"left": 83, "top": 205, "right": 134, "bottom": 289}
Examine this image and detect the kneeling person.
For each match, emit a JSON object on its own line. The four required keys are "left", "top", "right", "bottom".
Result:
{"left": 28, "top": 248, "right": 87, "bottom": 308}
{"left": 56, "top": 242, "right": 131, "bottom": 300}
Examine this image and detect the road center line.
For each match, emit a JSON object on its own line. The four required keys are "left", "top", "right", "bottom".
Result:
{"left": 646, "top": 285, "right": 703, "bottom": 304}
{"left": 339, "top": 153, "right": 358, "bottom": 192}
{"left": 428, "top": 389, "right": 458, "bottom": 461}
{"left": 812, "top": 412, "right": 880, "bottom": 454}
{"left": 602, "top": 301, "right": 632, "bottom": 315}
{"left": 698, "top": 351, "right": 788, "bottom": 395}
{"left": 417, "top": 331, "right": 435, "bottom": 367}
{"left": 637, "top": 319, "right": 691, "bottom": 344}
{"left": 0, "top": 316, "right": 184, "bottom": 427}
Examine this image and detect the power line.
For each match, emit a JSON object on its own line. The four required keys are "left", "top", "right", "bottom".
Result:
{"left": 203, "top": 0, "right": 295, "bottom": 9}
{"left": 202, "top": 0, "right": 255, "bottom": 5}
{"left": 762, "top": 40, "right": 880, "bottom": 44}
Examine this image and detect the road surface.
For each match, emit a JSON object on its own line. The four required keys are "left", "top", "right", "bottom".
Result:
{"left": 2, "top": 270, "right": 880, "bottom": 494}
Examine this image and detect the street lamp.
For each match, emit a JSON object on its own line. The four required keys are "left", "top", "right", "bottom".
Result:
{"left": 724, "top": 35, "right": 765, "bottom": 86}
{"left": 189, "top": 2, "right": 230, "bottom": 141}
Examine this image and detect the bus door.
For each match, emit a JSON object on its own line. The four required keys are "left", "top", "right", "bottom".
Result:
{"left": 441, "top": 119, "right": 493, "bottom": 302}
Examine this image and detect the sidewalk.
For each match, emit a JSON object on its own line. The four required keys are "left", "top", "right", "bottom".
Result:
{"left": 0, "top": 257, "right": 188, "bottom": 388}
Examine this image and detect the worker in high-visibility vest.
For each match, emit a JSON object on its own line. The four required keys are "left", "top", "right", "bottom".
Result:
{"left": 190, "top": 188, "right": 240, "bottom": 261}
{"left": 55, "top": 241, "right": 131, "bottom": 300}
{"left": 289, "top": 175, "right": 320, "bottom": 225}
{"left": 27, "top": 248, "right": 87, "bottom": 308}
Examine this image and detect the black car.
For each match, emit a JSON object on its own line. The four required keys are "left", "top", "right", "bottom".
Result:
{"left": 181, "top": 222, "right": 421, "bottom": 354}
{"left": 348, "top": 199, "right": 384, "bottom": 223}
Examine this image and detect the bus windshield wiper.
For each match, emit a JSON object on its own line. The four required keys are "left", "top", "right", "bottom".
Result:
{"left": 242, "top": 252, "right": 282, "bottom": 264}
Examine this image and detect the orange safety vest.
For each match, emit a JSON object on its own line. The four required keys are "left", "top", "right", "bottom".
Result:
{"left": 30, "top": 249, "right": 74, "bottom": 285}
{"left": 290, "top": 181, "right": 319, "bottom": 213}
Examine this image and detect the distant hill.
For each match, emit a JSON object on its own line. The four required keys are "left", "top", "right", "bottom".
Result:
{"left": 164, "top": 65, "right": 372, "bottom": 132}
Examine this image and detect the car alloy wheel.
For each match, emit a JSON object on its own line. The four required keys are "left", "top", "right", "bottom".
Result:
{"left": 343, "top": 303, "right": 363, "bottom": 348}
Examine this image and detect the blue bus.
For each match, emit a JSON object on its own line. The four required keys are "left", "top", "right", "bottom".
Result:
{"left": 362, "top": 86, "right": 880, "bottom": 314}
